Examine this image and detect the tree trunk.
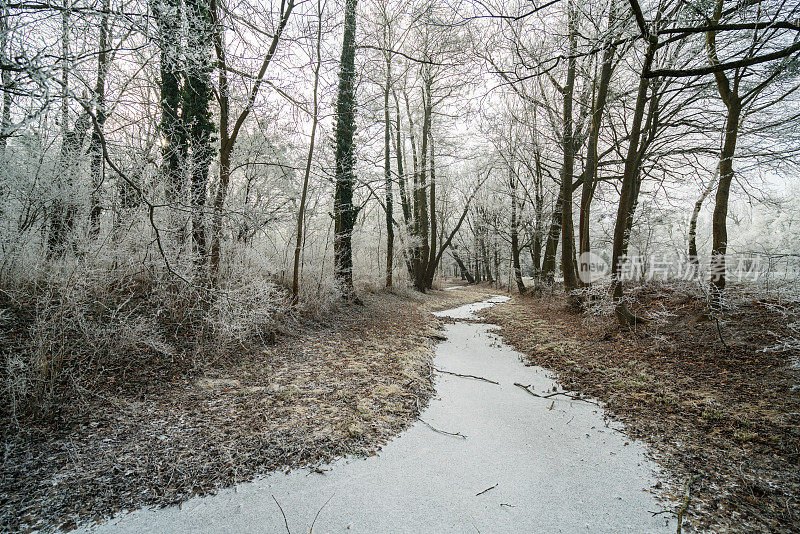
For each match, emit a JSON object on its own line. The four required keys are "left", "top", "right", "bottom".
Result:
{"left": 0, "top": 5, "right": 10, "bottom": 165}
{"left": 706, "top": 1, "right": 741, "bottom": 305}
{"left": 560, "top": 0, "right": 579, "bottom": 295}
{"left": 611, "top": 37, "right": 657, "bottom": 326}
{"left": 88, "top": 0, "right": 109, "bottom": 238}
{"left": 184, "top": 0, "right": 214, "bottom": 268}
{"left": 710, "top": 97, "right": 740, "bottom": 299}
{"left": 452, "top": 248, "right": 475, "bottom": 284}
{"left": 425, "top": 128, "right": 436, "bottom": 289}
{"left": 391, "top": 94, "right": 414, "bottom": 282}
{"left": 384, "top": 49, "right": 394, "bottom": 288}
{"left": 333, "top": 0, "right": 359, "bottom": 300}
{"left": 209, "top": 0, "right": 294, "bottom": 283}
{"left": 292, "top": 0, "right": 322, "bottom": 302}
{"left": 510, "top": 168, "right": 525, "bottom": 294}
{"left": 531, "top": 143, "right": 545, "bottom": 285}
{"left": 579, "top": 1, "right": 617, "bottom": 284}
{"left": 48, "top": 3, "right": 88, "bottom": 257}
{"left": 154, "top": 0, "right": 186, "bottom": 243}
{"left": 541, "top": 190, "right": 562, "bottom": 281}
{"left": 688, "top": 168, "right": 718, "bottom": 265}
{"left": 414, "top": 81, "right": 431, "bottom": 291}
{"left": 393, "top": 92, "right": 411, "bottom": 225}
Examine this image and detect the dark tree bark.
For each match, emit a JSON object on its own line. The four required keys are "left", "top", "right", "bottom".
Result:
{"left": 706, "top": 0, "right": 742, "bottom": 304}
{"left": 183, "top": 0, "right": 214, "bottom": 266}
{"left": 560, "top": 0, "right": 579, "bottom": 295}
{"left": 611, "top": 36, "right": 657, "bottom": 325}
{"left": 393, "top": 92, "right": 411, "bottom": 225}
{"left": 541, "top": 189, "right": 562, "bottom": 281}
{"left": 425, "top": 129, "right": 437, "bottom": 289}
{"left": 510, "top": 168, "right": 525, "bottom": 294}
{"left": 579, "top": 0, "right": 617, "bottom": 284}
{"left": 153, "top": 0, "right": 187, "bottom": 241}
{"left": 48, "top": 4, "right": 89, "bottom": 257}
{"left": 413, "top": 80, "right": 431, "bottom": 291}
{"left": 530, "top": 141, "right": 545, "bottom": 285}
{"left": 333, "top": 0, "right": 360, "bottom": 299}
{"left": 384, "top": 46, "right": 394, "bottom": 288}
{"left": 209, "top": 0, "right": 294, "bottom": 283}
{"left": 451, "top": 247, "right": 475, "bottom": 284}
{"left": 0, "top": 6, "right": 10, "bottom": 165}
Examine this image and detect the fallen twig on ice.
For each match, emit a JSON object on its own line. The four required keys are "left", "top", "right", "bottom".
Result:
{"left": 513, "top": 383, "right": 601, "bottom": 407}
{"left": 476, "top": 483, "right": 498, "bottom": 496}
{"left": 418, "top": 417, "right": 467, "bottom": 439}
{"left": 435, "top": 367, "right": 499, "bottom": 384}
{"left": 272, "top": 494, "right": 291, "bottom": 534}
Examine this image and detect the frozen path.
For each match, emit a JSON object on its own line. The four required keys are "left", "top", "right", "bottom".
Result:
{"left": 82, "top": 296, "right": 671, "bottom": 533}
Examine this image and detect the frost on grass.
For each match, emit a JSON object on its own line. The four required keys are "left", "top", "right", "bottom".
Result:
{"left": 481, "top": 282, "right": 800, "bottom": 533}
{"left": 0, "top": 287, "right": 486, "bottom": 533}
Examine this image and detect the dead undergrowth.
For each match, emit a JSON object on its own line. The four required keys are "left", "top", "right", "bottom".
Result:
{"left": 0, "top": 285, "right": 489, "bottom": 533}
{"left": 481, "top": 282, "right": 800, "bottom": 533}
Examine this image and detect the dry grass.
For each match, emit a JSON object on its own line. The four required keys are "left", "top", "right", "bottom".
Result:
{"left": 0, "top": 285, "right": 489, "bottom": 533}
{"left": 481, "top": 283, "right": 800, "bottom": 534}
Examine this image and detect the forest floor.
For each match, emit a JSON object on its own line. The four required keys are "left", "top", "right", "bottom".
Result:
{"left": 5, "top": 280, "right": 797, "bottom": 533}
{"left": 0, "top": 285, "right": 489, "bottom": 533}
{"left": 480, "top": 282, "right": 800, "bottom": 533}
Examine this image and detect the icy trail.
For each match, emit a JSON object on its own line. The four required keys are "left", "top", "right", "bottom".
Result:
{"left": 82, "top": 295, "right": 671, "bottom": 533}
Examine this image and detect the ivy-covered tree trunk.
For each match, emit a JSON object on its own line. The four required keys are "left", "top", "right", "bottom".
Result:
{"left": 183, "top": 0, "right": 214, "bottom": 266}
{"left": 1, "top": 5, "right": 13, "bottom": 165}
{"left": 153, "top": 0, "right": 187, "bottom": 243}
{"left": 333, "top": 0, "right": 359, "bottom": 300}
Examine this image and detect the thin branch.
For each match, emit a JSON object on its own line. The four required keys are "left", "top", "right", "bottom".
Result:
{"left": 434, "top": 367, "right": 500, "bottom": 384}
{"left": 272, "top": 494, "right": 291, "bottom": 534}
{"left": 513, "top": 383, "right": 601, "bottom": 406}
{"left": 476, "top": 483, "right": 498, "bottom": 496}
{"left": 647, "top": 41, "right": 800, "bottom": 78}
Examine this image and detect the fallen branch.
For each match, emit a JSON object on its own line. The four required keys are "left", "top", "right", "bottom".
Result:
{"left": 513, "top": 383, "right": 601, "bottom": 407}
{"left": 435, "top": 367, "right": 499, "bottom": 385}
{"left": 414, "top": 396, "right": 466, "bottom": 439}
{"left": 272, "top": 494, "right": 291, "bottom": 534}
{"left": 714, "top": 315, "right": 729, "bottom": 350}
{"left": 476, "top": 483, "right": 498, "bottom": 496}
{"left": 309, "top": 493, "right": 334, "bottom": 533}
{"left": 677, "top": 474, "right": 702, "bottom": 534}
{"left": 418, "top": 417, "right": 467, "bottom": 439}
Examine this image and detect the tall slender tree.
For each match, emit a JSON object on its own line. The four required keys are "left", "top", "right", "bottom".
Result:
{"left": 292, "top": 0, "right": 323, "bottom": 302}
{"left": 88, "top": 0, "right": 110, "bottom": 238}
{"left": 333, "top": 0, "right": 360, "bottom": 300}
